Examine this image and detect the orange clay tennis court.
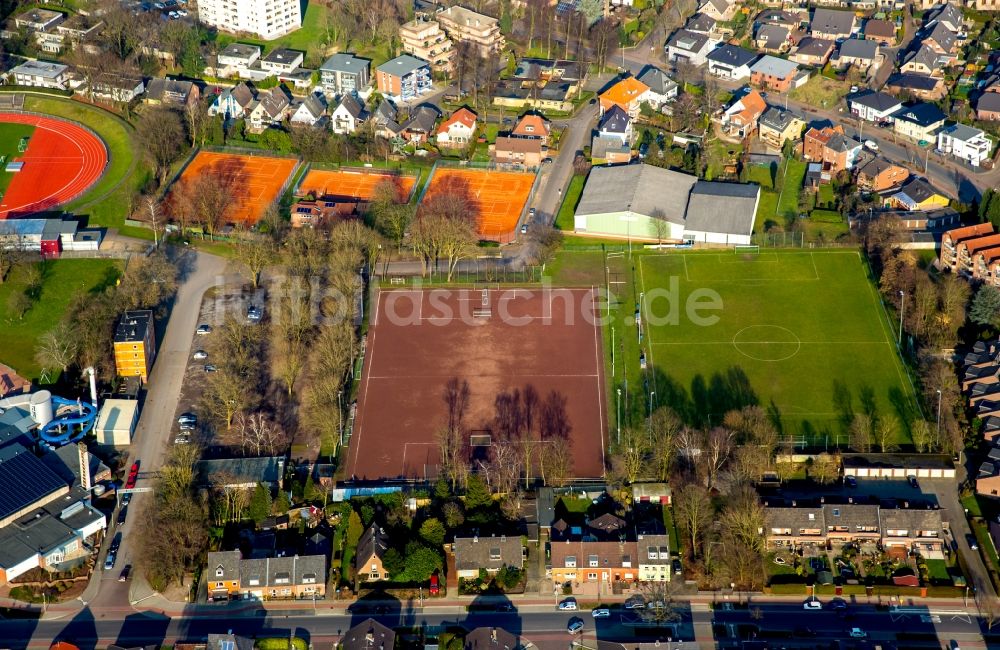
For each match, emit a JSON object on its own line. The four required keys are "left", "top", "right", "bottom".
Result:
{"left": 422, "top": 168, "right": 535, "bottom": 239}
{"left": 178, "top": 151, "right": 297, "bottom": 225}
{"left": 297, "top": 169, "right": 418, "bottom": 203}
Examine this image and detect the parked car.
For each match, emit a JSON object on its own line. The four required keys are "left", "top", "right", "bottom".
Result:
{"left": 117, "top": 505, "right": 129, "bottom": 526}
{"left": 673, "top": 559, "right": 682, "bottom": 575}
{"left": 104, "top": 552, "right": 117, "bottom": 571}
{"left": 109, "top": 532, "right": 122, "bottom": 553}
{"left": 845, "top": 476, "right": 857, "bottom": 488}
{"left": 559, "top": 598, "right": 578, "bottom": 611}
{"left": 204, "top": 364, "right": 217, "bottom": 372}
{"left": 118, "top": 564, "right": 132, "bottom": 582}
{"left": 803, "top": 599, "right": 822, "bottom": 610}
{"left": 827, "top": 599, "right": 848, "bottom": 611}
{"left": 248, "top": 305, "right": 263, "bottom": 322}
{"left": 196, "top": 324, "right": 212, "bottom": 334}
{"left": 193, "top": 350, "right": 208, "bottom": 360}
{"left": 908, "top": 475, "right": 919, "bottom": 488}
{"left": 864, "top": 139, "right": 879, "bottom": 152}
{"left": 592, "top": 608, "right": 611, "bottom": 618}
{"left": 625, "top": 595, "right": 646, "bottom": 609}
{"left": 567, "top": 618, "right": 584, "bottom": 634}
{"left": 967, "top": 534, "right": 979, "bottom": 550}
{"left": 178, "top": 412, "right": 197, "bottom": 425}
{"left": 520, "top": 224, "right": 528, "bottom": 234}
{"left": 849, "top": 628, "right": 867, "bottom": 639}
{"left": 429, "top": 573, "right": 440, "bottom": 596}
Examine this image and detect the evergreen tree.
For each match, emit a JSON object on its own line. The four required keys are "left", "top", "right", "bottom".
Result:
{"left": 274, "top": 489, "right": 291, "bottom": 514}
{"left": 971, "top": 285, "right": 1000, "bottom": 327}
{"left": 248, "top": 483, "right": 272, "bottom": 524}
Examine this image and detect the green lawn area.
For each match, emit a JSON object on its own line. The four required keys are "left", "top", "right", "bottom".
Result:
{"left": 16, "top": 95, "right": 143, "bottom": 229}
{"left": 755, "top": 189, "right": 779, "bottom": 232}
{"left": 554, "top": 174, "right": 585, "bottom": 231}
{"left": 962, "top": 493, "right": 984, "bottom": 517}
{"left": 636, "top": 250, "right": 918, "bottom": 445}
{"left": 705, "top": 137, "right": 740, "bottom": 180}
{"left": 0, "top": 259, "right": 121, "bottom": 380}
{"left": 817, "top": 184, "right": 836, "bottom": 208}
{"left": 925, "top": 559, "right": 951, "bottom": 582}
{"left": 0, "top": 123, "right": 36, "bottom": 196}
{"left": 745, "top": 164, "right": 775, "bottom": 189}
{"left": 777, "top": 159, "right": 807, "bottom": 220}
{"left": 788, "top": 75, "right": 849, "bottom": 109}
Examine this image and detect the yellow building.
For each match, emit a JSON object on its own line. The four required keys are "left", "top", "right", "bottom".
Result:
{"left": 113, "top": 310, "right": 155, "bottom": 382}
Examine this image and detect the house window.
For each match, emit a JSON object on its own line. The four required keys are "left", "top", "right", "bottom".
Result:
{"left": 489, "top": 548, "right": 502, "bottom": 561}
{"left": 249, "top": 579, "right": 260, "bottom": 586}
{"left": 588, "top": 555, "right": 599, "bottom": 568}
{"left": 565, "top": 556, "right": 577, "bottom": 568}
{"left": 370, "top": 571, "right": 380, "bottom": 579}
{"left": 832, "top": 509, "right": 840, "bottom": 517}
{"left": 216, "top": 567, "right": 225, "bottom": 578}
{"left": 647, "top": 546, "right": 657, "bottom": 560}
{"left": 587, "top": 572, "right": 598, "bottom": 580}
{"left": 215, "top": 582, "right": 225, "bottom": 589}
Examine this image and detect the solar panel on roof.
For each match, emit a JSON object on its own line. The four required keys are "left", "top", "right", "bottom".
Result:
{"left": 0, "top": 445, "right": 66, "bottom": 520}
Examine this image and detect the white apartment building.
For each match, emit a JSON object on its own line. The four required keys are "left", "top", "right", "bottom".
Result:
{"left": 937, "top": 123, "right": 993, "bottom": 167}
{"left": 198, "top": 0, "right": 301, "bottom": 40}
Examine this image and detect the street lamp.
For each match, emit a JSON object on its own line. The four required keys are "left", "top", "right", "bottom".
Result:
{"left": 936, "top": 389, "right": 943, "bottom": 437}
{"left": 898, "top": 290, "right": 906, "bottom": 347}
{"left": 648, "top": 391, "right": 656, "bottom": 430}
{"left": 616, "top": 388, "right": 622, "bottom": 444}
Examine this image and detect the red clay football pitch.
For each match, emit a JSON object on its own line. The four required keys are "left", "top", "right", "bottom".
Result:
{"left": 346, "top": 287, "right": 607, "bottom": 481}
{"left": 0, "top": 113, "right": 107, "bottom": 218}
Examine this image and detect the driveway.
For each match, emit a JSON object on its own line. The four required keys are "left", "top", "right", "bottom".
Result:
{"left": 530, "top": 103, "right": 598, "bottom": 226}
{"left": 83, "top": 248, "right": 227, "bottom": 610}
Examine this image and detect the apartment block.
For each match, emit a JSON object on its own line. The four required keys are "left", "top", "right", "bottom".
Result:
{"left": 197, "top": 0, "right": 301, "bottom": 40}
{"left": 436, "top": 5, "right": 505, "bottom": 56}
{"left": 113, "top": 310, "right": 156, "bottom": 382}
{"left": 376, "top": 55, "right": 432, "bottom": 101}
{"left": 400, "top": 19, "right": 455, "bottom": 74}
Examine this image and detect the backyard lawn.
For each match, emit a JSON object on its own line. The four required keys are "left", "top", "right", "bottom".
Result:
{"left": 0, "top": 259, "right": 121, "bottom": 380}
{"left": 777, "top": 159, "right": 807, "bottom": 220}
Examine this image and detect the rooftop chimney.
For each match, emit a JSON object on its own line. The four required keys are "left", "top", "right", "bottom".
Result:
{"left": 78, "top": 442, "right": 91, "bottom": 491}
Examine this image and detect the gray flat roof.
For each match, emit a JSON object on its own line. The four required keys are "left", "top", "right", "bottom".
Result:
{"left": 11, "top": 60, "right": 67, "bottom": 78}
{"left": 575, "top": 164, "right": 697, "bottom": 226}
{"left": 751, "top": 55, "right": 798, "bottom": 78}
{"left": 320, "top": 53, "right": 370, "bottom": 74}
{"left": 377, "top": 54, "right": 430, "bottom": 76}
{"left": 684, "top": 181, "right": 759, "bottom": 236}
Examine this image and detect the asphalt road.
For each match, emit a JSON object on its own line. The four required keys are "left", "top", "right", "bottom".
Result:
{"left": 84, "top": 249, "right": 227, "bottom": 609}
{"left": 16, "top": 600, "right": 997, "bottom": 650}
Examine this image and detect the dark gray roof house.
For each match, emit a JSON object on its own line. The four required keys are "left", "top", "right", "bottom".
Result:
{"left": 576, "top": 164, "right": 697, "bottom": 226}
{"left": 904, "top": 44, "right": 941, "bottom": 71}
{"left": 685, "top": 12, "right": 717, "bottom": 34}
{"left": 929, "top": 1, "right": 964, "bottom": 32}
{"left": 978, "top": 92, "right": 1000, "bottom": 116}
{"left": 145, "top": 78, "right": 197, "bottom": 105}
{"left": 343, "top": 619, "right": 396, "bottom": 650}
{"left": 893, "top": 102, "right": 947, "bottom": 128}
{"left": 838, "top": 38, "right": 878, "bottom": 62}
{"left": 850, "top": 89, "right": 902, "bottom": 113}
{"left": 337, "top": 93, "right": 367, "bottom": 120}
{"left": 794, "top": 37, "right": 836, "bottom": 58}
{"left": 887, "top": 73, "right": 945, "bottom": 94}
{"left": 925, "top": 22, "right": 957, "bottom": 54}
{"left": 760, "top": 105, "right": 801, "bottom": 132}
{"left": 637, "top": 66, "right": 678, "bottom": 98}
{"left": 256, "top": 86, "right": 290, "bottom": 119}
{"left": 811, "top": 8, "right": 856, "bottom": 37}
{"left": 896, "top": 177, "right": 940, "bottom": 204}
{"left": 598, "top": 104, "right": 631, "bottom": 135}
{"left": 757, "top": 9, "right": 800, "bottom": 27}
{"left": 403, "top": 105, "right": 439, "bottom": 135}
{"left": 706, "top": 43, "right": 758, "bottom": 69}
{"left": 454, "top": 535, "right": 524, "bottom": 574}
{"left": 465, "top": 627, "right": 518, "bottom": 650}
{"left": 355, "top": 523, "right": 389, "bottom": 573}
{"left": 756, "top": 24, "right": 789, "bottom": 49}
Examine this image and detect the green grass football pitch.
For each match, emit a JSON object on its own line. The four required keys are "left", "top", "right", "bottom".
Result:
{"left": 0, "top": 122, "right": 35, "bottom": 196}
{"left": 638, "top": 250, "right": 919, "bottom": 446}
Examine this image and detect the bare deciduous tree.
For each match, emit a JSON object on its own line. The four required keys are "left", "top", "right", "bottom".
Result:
{"left": 35, "top": 322, "right": 79, "bottom": 374}
{"left": 229, "top": 412, "right": 286, "bottom": 456}
{"left": 674, "top": 482, "right": 713, "bottom": 560}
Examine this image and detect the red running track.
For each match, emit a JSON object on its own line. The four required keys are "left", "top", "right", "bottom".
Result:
{"left": 0, "top": 112, "right": 108, "bottom": 218}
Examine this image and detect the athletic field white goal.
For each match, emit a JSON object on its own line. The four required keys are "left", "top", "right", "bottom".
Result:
{"left": 734, "top": 244, "right": 760, "bottom": 255}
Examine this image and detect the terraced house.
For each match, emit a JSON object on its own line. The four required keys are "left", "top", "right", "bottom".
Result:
{"left": 207, "top": 550, "right": 326, "bottom": 601}
{"left": 940, "top": 223, "right": 995, "bottom": 269}
{"left": 763, "top": 504, "right": 944, "bottom": 554}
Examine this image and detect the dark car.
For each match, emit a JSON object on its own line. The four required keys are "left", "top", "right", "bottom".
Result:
{"left": 908, "top": 475, "right": 919, "bottom": 488}
{"left": 845, "top": 476, "right": 857, "bottom": 488}
{"left": 109, "top": 532, "right": 122, "bottom": 553}
{"left": 117, "top": 505, "right": 129, "bottom": 526}
{"left": 118, "top": 564, "right": 132, "bottom": 582}
{"left": 968, "top": 534, "right": 979, "bottom": 550}
{"left": 827, "top": 598, "right": 848, "bottom": 611}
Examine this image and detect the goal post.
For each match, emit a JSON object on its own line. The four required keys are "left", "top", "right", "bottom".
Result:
{"left": 734, "top": 244, "right": 760, "bottom": 255}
